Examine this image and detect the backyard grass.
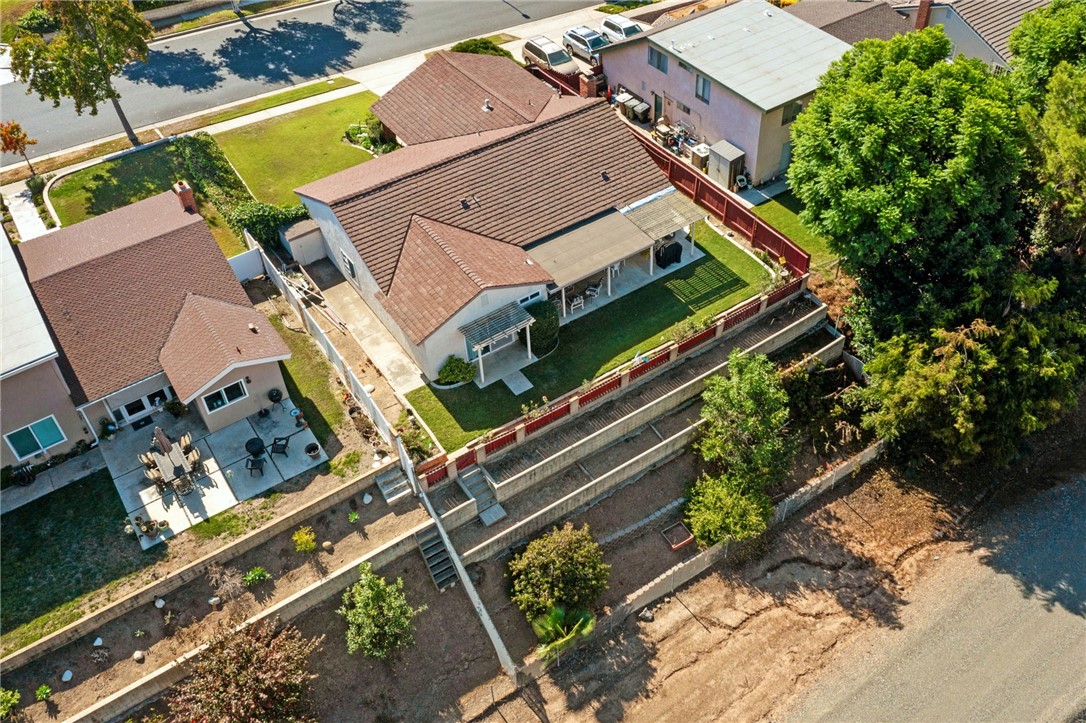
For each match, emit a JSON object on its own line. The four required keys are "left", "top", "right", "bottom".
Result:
{"left": 189, "top": 511, "right": 248, "bottom": 541}
{"left": 48, "top": 142, "right": 247, "bottom": 257}
{"left": 0, "top": 469, "right": 165, "bottom": 657}
{"left": 752, "top": 190, "right": 837, "bottom": 270}
{"left": 406, "top": 221, "right": 769, "bottom": 451}
{"left": 215, "top": 91, "right": 377, "bottom": 206}
{"left": 269, "top": 315, "right": 346, "bottom": 445}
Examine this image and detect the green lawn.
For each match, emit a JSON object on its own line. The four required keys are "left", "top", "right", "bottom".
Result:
{"left": 0, "top": 470, "right": 165, "bottom": 657}
{"left": 269, "top": 315, "right": 345, "bottom": 445}
{"left": 215, "top": 92, "right": 378, "bottom": 206}
{"left": 406, "top": 221, "right": 769, "bottom": 451}
{"left": 752, "top": 190, "right": 837, "bottom": 270}
{"left": 48, "top": 143, "right": 247, "bottom": 257}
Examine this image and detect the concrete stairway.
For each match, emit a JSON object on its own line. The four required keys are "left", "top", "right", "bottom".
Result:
{"left": 415, "top": 527, "right": 458, "bottom": 591}
{"left": 458, "top": 466, "right": 507, "bottom": 526}
{"left": 376, "top": 467, "right": 412, "bottom": 505}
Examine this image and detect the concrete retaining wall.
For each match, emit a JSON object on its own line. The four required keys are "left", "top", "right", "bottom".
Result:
{"left": 3, "top": 460, "right": 397, "bottom": 672}
{"left": 440, "top": 497, "right": 479, "bottom": 529}
{"left": 464, "top": 422, "right": 701, "bottom": 565}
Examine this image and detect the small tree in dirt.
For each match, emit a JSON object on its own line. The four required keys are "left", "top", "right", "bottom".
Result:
{"left": 293, "top": 526, "right": 317, "bottom": 553}
{"left": 451, "top": 38, "right": 515, "bottom": 61}
{"left": 337, "top": 562, "right": 426, "bottom": 659}
{"left": 685, "top": 473, "right": 774, "bottom": 547}
{"left": 0, "top": 121, "right": 37, "bottom": 174}
{"left": 508, "top": 523, "right": 610, "bottom": 622}
{"left": 206, "top": 563, "right": 245, "bottom": 602}
{"left": 698, "top": 349, "right": 795, "bottom": 490}
{"left": 169, "top": 619, "right": 322, "bottom": 722}
{"left": 0, "top": 688, "right": 20, "bottom": 719}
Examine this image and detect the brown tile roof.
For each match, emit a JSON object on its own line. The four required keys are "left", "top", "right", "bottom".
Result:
{"left": 298, "top": 100, "right": 670, "bottom": 294}
{"left": 787, "top": 0, "right": 911, "bottom": 43}
{"left": 380, "top": 216, "right": 553, "bottom": 344}
{"left": 952, "top": 0, "right": 1049, "bottom": 61}
{"left": 371, "top": 51, "right": 559, "bottom": 145}
{"left": 17, "top": 192, "right": 253, "bottom": 404}
{"left": 160, "top": 294, "right": 290, "bottom": 402}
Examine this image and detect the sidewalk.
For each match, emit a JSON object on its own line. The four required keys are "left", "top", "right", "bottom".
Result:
{"left": 5, "top": 181, "right": 50, "bottom": 241}
{"left": 0, "top": 447, "right": 107, "bottom": 515}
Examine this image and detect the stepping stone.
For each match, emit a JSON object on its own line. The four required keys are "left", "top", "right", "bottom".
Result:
{"left": 93, "top": 637, "right": 103, "bottom": 647}
{"left": 502, "top": 371, "right": 533, "bottom": 395}
{"left": 61, "top": 671, "right": 72, "bottom": 683}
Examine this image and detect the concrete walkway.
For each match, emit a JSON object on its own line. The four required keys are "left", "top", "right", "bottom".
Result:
{"left": 0, "top": 447, "right": 107, "bottom": 515}
{"left": 4, "top": 181, "right": 51, "bottom": 240}
{"left": 737, "top": 178, "right": 791, "bottom": 207}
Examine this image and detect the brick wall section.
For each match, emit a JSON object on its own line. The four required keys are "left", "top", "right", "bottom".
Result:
{"left": 1, "top": 460, "right": 399, "bottom": 672}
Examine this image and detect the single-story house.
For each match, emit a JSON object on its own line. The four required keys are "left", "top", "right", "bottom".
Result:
{"left": 295, "top": 99, "right": 704, "bottom": 384}
{"left": 785, "top": 0, "right": 912, "bottom": 45}
{"left": 894, "top": 0, "right": 1049, "bottom": 68}
{"left": 1, "top": 232, "right": 93, "bottom": 468}
{"left": 14, "top": 186, "right": 291, "bottom": 440}
{"left": 597, "top": 0, "right": 852, "bottom": 186}
{"left": 370, "top": 50, "right": 560, "bottom": 146}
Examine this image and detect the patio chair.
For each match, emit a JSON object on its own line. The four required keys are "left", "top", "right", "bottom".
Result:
{"left": 139, "top": 452, "right": 155, "bottom": 468}
{"left": 569, "top": 294, "right": 585, "bottom": 312}
{"left": 246, "top": 456, "right": 266, "bottom": 477}
{"left": 180, "top": 432, "right": 193, "bottom": 453}
{"left": 269, "top": 436, "right": 289, "bottom": 458}
{"left": 585, "top": 279, "right": 604, "bottom": 298}
{"left": 144, "top": 468, "right": 162, "bottom": 482}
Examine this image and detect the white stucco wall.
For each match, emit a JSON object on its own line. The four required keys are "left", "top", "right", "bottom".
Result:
{"left": 299, "top": 197, "right": 376, "bottom": 296}
{"left": 899, "top": 6, "right": 1005, "bottom": 66}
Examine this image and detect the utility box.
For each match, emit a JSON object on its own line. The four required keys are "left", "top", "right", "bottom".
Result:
{"left": 691, "top": 143, "right": 711, "bottom": 171}
{"left": 707, "top": 139, "right": 746, "bottom": 190}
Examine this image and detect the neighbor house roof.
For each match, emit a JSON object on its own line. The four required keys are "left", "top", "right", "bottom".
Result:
{"left": 160, "top": 294, "right": 290, "bottom": 403}
{"left": 297, "top": 99, "right": 669, "bottom": 294}
{"left": 786, "top": 0, "right": 910, "bottom": 44}
{"left": 611, "top": 0, "right": 852, "bottom": 111}
{"left": 1, "top": 228, "right": 57, "bottom": 379}
{"left": 370, "top": 51, "right": 558, "bottom": 145}
{"left": 380, "top": 216, "right": 552, "bottom": 344}
{"left": 950, "top": 0, "right": 1049, "bottom": 61}
{"left": 17, "top": 192, "right": 254, "bottom": 405}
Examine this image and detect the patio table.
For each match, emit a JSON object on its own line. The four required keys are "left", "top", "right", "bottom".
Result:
{"left": 152, "top": 445, "right": 191, "bottom": 485}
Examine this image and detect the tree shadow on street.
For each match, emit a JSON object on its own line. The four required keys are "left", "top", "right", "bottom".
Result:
{"left": 331, "top": 0, "right": 410, "bottom": 34}
{"left": 214, "top": 19, "right": 362, "bottom": 83}
{"left": 123, "top": 47, "right": 224, "bottom": 91}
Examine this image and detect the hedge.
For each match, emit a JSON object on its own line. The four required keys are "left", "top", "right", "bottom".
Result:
{"left": 520, "top": 300, "right": 559, "bottom": 356}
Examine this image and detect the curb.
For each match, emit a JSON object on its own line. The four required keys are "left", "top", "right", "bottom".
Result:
{"left": 150, "top": 0, "right": 335, "bottom": 42}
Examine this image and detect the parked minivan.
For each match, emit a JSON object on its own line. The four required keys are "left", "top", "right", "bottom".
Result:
{"left": 599, "top": 15, "right": 645, "bottom": 43}
{"left": 562, "top": 25, "right": 610, "bottom": 63}
{"left": 522, "top": 36, "right": 580, "bottom": 75}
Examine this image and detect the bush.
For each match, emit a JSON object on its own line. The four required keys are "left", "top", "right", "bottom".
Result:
{"left": 396, "top": 410, "right": 433, "bottom": 463}
{"left": 168, "top": 619, "right": 322, "bottom": 721}
{"left": 164, "top": 399, "right": 188, "bottom": 417}
{"left": 0, "top": 688, "right": 20, "bottom": 719}
{"left": 508, "top": 523, "right": 610, "bottom": 622}
{"left": 174, "top": 132, "right": 249, "bottom": 217}
{"left": 227, "top": 200, "right": 309, "bottom": 247}
{"left": 520, "top": 300, "right": 559, "bottom": 356}
{"left": 345, "top": 113, "right": 399, "bottom": 154}
{"left": 25, "top": 172, "right": 53, "bottom": 203}
{"left": 292, "top": 526, "right": 317, "bottom": 553}
{"left": 337, "top": 562, "right": 425, "bottom": 659}
{"left": 34, "top": 685, "right": 50, "bottom": 703}
{"left": 17, "top": 5, "right": 59, "bottom": 35}
{"left": 437, "top": 355, "right": 477, "bottom": 385}
{"left": 243, "top": 566, "right": 271, "bottom": 587}
{"left": 451, "top": 38, "right": 514, "bottom": 60}
{"left": 685, "top": 473, "right": 774, "bottom": 547}
{"left": 531, "top": 606, "right": 595, "bottom": 661}
{"left": 207, "top": 563, "right": 245, "bottom": 602}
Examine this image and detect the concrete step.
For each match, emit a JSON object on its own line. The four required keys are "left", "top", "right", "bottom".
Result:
{"left": 479, "top": 502, "right": 507, "bottom": 527}
{"left": 376, "top": 468, "right": 412, "bottom": 505}
{"left": 414, "top": 528, "right": 458, "bottom": 592}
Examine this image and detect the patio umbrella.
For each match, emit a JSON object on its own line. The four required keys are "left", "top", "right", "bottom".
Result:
{"left": 153, "top": 426, "right": 172, "bottom": 453}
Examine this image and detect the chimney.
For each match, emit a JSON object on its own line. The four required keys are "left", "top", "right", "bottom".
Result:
{"left": 173, "top": 180, "right": 196, "bottom": 213}
{"left": 915, "top": 0, "right": 933, "bottom": 29}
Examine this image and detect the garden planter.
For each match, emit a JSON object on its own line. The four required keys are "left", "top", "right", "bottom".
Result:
{"left": 305, "top": 443, "right": 321, "bottom": 459}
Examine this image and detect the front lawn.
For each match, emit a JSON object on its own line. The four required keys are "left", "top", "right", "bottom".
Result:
{"left": 214, "top": 91, "right": 378, "bottom": 206}
{"left": 268, "top": 315, "right": 346, "bottom": 445}
{"left": 752, "top": 190, "right": 836, "bottom": 270}
{"left": 406, "top": 221, "right": 769, "bottom": 451}
{"left": 48, "top": 143, "right": 247, "bottom": 257}
{"left": 0, "top": 470, "right": 165, "bottom": 657}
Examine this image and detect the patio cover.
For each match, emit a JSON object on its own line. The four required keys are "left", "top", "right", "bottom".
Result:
{"left": 622, "top": 190, "right": 706, "bottom": 242}
{"left": 459, "top": 302, "right": 534, "bottom": 351}
{"left": 527, "top": 211, "right": 655, "bottom": 289}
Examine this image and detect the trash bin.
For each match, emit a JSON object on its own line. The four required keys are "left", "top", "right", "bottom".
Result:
{"left": 633, "top": 102, "right": 650, "bottom": 122}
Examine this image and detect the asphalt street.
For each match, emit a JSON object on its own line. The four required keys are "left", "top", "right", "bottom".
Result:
{"left": 1, "top": 0, "right": 596, "bottom": 158}
{"left": 785, "top": 478, "right": 1086, "bottom": 723}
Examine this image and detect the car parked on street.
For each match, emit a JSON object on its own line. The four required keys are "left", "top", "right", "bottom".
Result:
{"left": 562, "top": 26, "right": 610, "bottom": 64}
{"left": 522, "top": 36, "right": 581, "bottom": 75}
{"left": 599, "top": 15, "right": 645, "bottom": 43}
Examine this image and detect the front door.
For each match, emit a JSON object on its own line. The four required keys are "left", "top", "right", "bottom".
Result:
{"left": 653, "top": 94, "right": 663, "bottom": 122}
{"left": 779, "top": 141, "right": 793, "bottom": 175}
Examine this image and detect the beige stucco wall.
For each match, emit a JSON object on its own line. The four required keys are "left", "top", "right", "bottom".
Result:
{"left": 193, "top": 361, "right": 287, "bottom": 432}
{"left": 898, "top": 6, "right": 1005, "bottom": 66}
{"left": 1, "top": 360, "right": 92, "bottom": 467}
{"left": 753, "top": 95, "right": 811, "bottom": 186}
{"left": 102, "top": 372, "right": 172, "bottom": 419}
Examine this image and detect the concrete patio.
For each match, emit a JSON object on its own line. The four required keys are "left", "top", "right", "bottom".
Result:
{"left": 101, "top": 398, "right": 328, "bottom": 549}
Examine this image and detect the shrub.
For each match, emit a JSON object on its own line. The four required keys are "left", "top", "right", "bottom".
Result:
{"left": 17, "top": 5, "right": 59, "bottom": 35}
{"left": 437, "top": 355, "right": 477, "bottom": 385}
{"left": 164, "top": 399, "right": 188, "bottom": 417}
{"left": 0, "top": 688, "right": 20, "bottom": 719}
{"left": 508, "top": 523, "right": 610, "bottom": 622}
{"left": 206, "top": 563, "right": 245, "bottom": 602}
{"left": 168, "top": 619, "right": 322, "bottom": 722}
{"left": 520, "top": 300, "right": 559, "bottom": 356}
{"left": 685, "top": 473, "right": 774, "bottom": 547}
{"left": 532, "top": 606, "right": 595, "bottom": 661}
{"left": 451, "top": 38, "right": 514, "bottom": 60}
{"left": 292, "top": 526, "right": 317, "bottom": 553}
{"left": 243, "top": 566, "right": 271, "bottom": 587}
{"left": 174, "top": 132, "right": 249, "bottom": 217}
{"left": 25, "top": 172, "right": 53, "bottom": 203}
{"left": 34, "top": 685, "right": 50, "bottom": 703}
{"left": 337, "top": 562, "right": 425, "bottom": 659}
{"left": 396, "top": 410, "right": 433, "bottom": 463}
{"left": 227, "top": 200, "right": 309, "bottom": 247}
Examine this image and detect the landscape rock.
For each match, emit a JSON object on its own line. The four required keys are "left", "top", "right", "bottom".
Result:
{"left": 61, "top": 670, "right": 72, "bottom": 683}
{"left": 93, "top": 637, "right": 103, "bottom": 647}
{"left": 639, "top": 608, "right": 654, "bottom": 623}
{"left": 154, "top": 597, "right": 165, "bottom": 609}
{"left": 322, "top": 541, "right": 333, "bottom": 552}
{"left": 362, "top": 492, "right": 373, "bottom": 505}
{"left": 133, "top": 650, "right": 145, "bottom": 663}
{"left": 208, "top": 596, "right": 222, "bottom": 606}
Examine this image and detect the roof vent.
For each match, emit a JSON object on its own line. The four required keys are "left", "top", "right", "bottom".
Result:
{"left": 482, "top": 98, "right": 493, "bottom": 112}
{"left": 460, "top": 199, "right": 471, "bottom": 210}
{"left": 764, "top": 8, "right": 773, "bottom": 16}
{"left": 249, "top": 323, "right": 259, "bottom": 334}
{"left": 601, "top": 170, "right": 610, "bottom": 182}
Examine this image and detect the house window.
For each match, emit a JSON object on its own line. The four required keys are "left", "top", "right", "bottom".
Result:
{"left": 782, "top": 101, "right": 804, "bottom": 125}
{"left": 203, "top": 380, "right": 247, "bottom": 413}
{"left": 695, "top": 74, "right": 710, "bottom": 103}
{"left": 518, "top": 291, "right": 541, "bottom": 306}
{"left": 678, "top": 60, "right": 691, "bottom": 72}
{"left": 676, "top": 100, "right": 691, "bottom": 114}
{"left": 4, "top": 416, "right": 66, "bottom": 460}
{"left": 340, "top": 249, "right": 356, "bottom": 279}
{"left": 648, "top": 47, "right": 668, "bottom": 73}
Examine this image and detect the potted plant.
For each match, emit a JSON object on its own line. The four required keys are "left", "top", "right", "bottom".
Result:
{"left": 305, "top": 443, "right": 321, "bottom": 460}
{"left": 99, "top": 417, "right": 118, "bottom": 441}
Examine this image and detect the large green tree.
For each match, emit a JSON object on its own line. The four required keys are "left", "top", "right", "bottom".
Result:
{"left": 10, "top": 1, "right": 153, "bottom": 146}
{"left": 508, "top": 523, "right": 610, "bottom": 622}
{"left": 337, "top": 562, "right": 425, "bottom": 659}
{"left": 685, "top": 473, "right": 774, "bottom": 547}
{"left": 1007, "top": 0, "right": 1086, "bottom": 107}
{"left": 789, "top": 28, "right": 1024, "bottom": 341}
